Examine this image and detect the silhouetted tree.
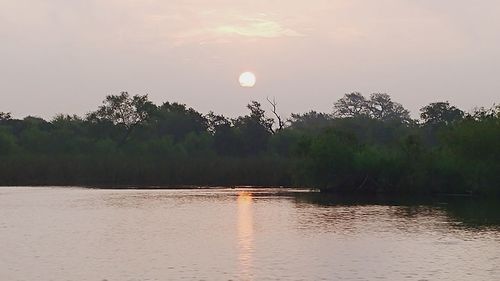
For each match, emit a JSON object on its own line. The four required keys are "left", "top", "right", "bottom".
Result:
{"left": 247, "top": 101, "right": 275, "bottom": 133}
{"left": 420, "top": 102, "right": 464, "bottom": 125}
{"left": 333, "top": 93, "right": 412, "bottom": 126}
{"left": 0, "top": 112, "right": 11, "bottom": 121}
{"left": 151, "top": 102, "right": 207, "bottom": 141}
{"left": 233, "top": 101, "right": 274, "bottom": 154}
{"left": 467, "top": 104, "right": 500, "bottom": 121}
{"left": 368, "top": 93, "right": 412, "bottom": 124}
{"left": 333, "top": 92, "right": 369, "bottom": 118}
{"left": 266, "top": 97, "right": 284, "bottom": 133}
{"left": 204, "top": 112, "right": 237, "bottom": 155}
{"left": 87, "top": 92, "right": 156, "bottom": 144}
{"left": 289, "top": 111, "right": 332, "bottom": 131}
{"left": 0, "top": 93, "right": 498, "bottom": 195}
{"left": 206, "top": 111, "right": 231, "bottom": 134}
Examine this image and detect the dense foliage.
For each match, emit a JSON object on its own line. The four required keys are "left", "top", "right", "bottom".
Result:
{"left": 1, "top": 92, "right": 499, "bottom": 195}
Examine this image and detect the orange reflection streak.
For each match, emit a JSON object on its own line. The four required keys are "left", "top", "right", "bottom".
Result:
{"left": 237, "top": 191, "right": 254, "bottom": 280}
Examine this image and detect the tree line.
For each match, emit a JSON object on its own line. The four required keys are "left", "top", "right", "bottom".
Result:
{"left": 0, "top": 92, "right": 499, "bottom": 195}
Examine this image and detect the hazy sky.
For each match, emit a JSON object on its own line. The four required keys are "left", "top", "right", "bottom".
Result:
{"left": 1, "top": 0, "right": 499, "bottom": 119}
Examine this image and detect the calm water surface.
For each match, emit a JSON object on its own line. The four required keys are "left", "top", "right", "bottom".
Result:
{"left": 1, "top": 187, "right": 499, "bottom": 281}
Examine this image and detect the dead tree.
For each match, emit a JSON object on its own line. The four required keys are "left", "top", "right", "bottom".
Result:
{"left": 266, "top": 97, "right": 284, "bottom": 132}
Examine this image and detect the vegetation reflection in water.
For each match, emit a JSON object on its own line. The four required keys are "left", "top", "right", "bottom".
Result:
{"left": 1, "top": 187, "right": 499, "bottom": 280}
{"left": 290, "top": 192, "right": 500, "bottom": 231}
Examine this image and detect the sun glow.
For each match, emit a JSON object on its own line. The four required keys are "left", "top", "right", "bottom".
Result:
{"left": 239, "top": 72, "right": 256, "bottom": 88}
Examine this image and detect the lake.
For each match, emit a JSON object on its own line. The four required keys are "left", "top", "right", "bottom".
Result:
{"left": 1, "top": 187, "right": 499, "bottom": 281}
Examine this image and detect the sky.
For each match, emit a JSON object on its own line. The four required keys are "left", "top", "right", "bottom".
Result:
{"left": 1, "top": 0, "right": 499, "bottom": 119}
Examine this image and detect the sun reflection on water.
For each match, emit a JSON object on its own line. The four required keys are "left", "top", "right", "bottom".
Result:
{"left": 237, "top": 191, "right": 254, "bottom": 280}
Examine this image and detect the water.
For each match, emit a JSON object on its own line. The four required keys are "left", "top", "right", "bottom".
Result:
{"left": 1, "top": 187, "right": 499, "bottom": 281}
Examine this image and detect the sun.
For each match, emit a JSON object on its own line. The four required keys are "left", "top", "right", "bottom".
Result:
{"left": 239, "top": 72, "right": 256, "bottom": 88}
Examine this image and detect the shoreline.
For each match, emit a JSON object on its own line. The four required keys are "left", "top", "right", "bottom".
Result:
{"left": 1, "top": 185, "right": 494, "bottom": 198}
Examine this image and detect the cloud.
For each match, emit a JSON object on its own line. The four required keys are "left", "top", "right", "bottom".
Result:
{"left": 166, "top": 14, "right": 304, "bottom": 46}
{"left": 212, "top": 18, "right": 303, "bottom": 38}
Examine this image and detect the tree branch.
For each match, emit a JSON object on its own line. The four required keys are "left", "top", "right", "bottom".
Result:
{"left": 267, "top": 96, "right": 284, "bottom": 132}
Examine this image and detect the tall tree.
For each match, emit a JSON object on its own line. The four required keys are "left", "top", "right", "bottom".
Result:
{"left": 87, "top": 92, "right": 156, "bottom": 143}
{"left": 420, "top": 101, "right": 464, "bottom": 125}
{"left": 152, "top": 102, "right": 207, "bottom": 140}
{"left": 266, "top": 97, "right": 285, "bottom": 133}
{"left": 241, "top": 101, "right": 275, "bottom": 134}
{"left": 334, "top": 92, "right": 412, "bottom": 124}
{"left": 233, "top": 101, "right": 274, "bottom": 154}
{"left": 333, "top": 92, "right": 369, "bottom": 118}
{"left": 289, "top": 111, "right": 332, "bottom": 131}
{"left": 206, "top": 111, "right": 239, "bottom": 155}
{"left": 368, "top": 93, "right": 412, "bottom": 124}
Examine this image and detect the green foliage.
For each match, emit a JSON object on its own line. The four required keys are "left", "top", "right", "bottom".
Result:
{"left": 0, "top": 112, "right": 12, "bottom": 121}
{"left": 296, "top": 130, "right": 356, "bottom": 189}
{"left": 333, "top": 92, "right": 413, "bottom": 125}
{"left": 368, "top": 93, "right": 412, "bottom": 124}
{"left": 88, "top": 92, "right": 155, "bottom": 128}
{"left": 151, "top": 102, "right": 208, "bottom": 140}
{"left": 288, "top": 111, "right": 332, "bottom": 131}
{"left": 232, "top": 101, "right": 274, "bottom": 155}
{"left": 333, "top": 92, "right": 369, "bottom": 118}
{"left": 0, "top": 93, "right": 498, "bottom": 196}
{"left": 0, "top": 129, "right": 18, "bottom": 155}
{"left": 420, "top": 101, "right": 464, "bottom": 126}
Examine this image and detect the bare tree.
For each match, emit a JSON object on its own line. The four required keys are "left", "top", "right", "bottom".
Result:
{"left": 266, "top": 96, "right": 284, "bottom": 132}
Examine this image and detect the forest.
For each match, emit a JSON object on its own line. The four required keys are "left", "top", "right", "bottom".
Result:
{"left": 0, "top": 92, "right": 499, "bottom": 195}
